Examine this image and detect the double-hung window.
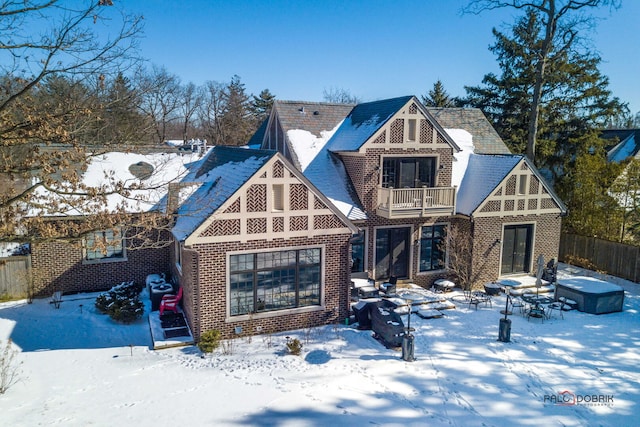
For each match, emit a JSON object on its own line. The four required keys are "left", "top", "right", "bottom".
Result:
{"left": 419, "top": 225, "right": 446, "bottom": 272}
{"left": 229, "top": 248, "right": 322, "bottom": 316}
{"left": 83, "top": 228, "right": 125, "bottom": 262}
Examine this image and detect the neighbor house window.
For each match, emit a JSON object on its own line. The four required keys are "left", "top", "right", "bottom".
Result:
{"left": 229, "top": 248, "right": 322, "bottom": 316}
{"left": 83, "top": 228, "right": 125, "bottom": 261}
{"left": 419, "top": 224, "right": 446, "bottom": 272}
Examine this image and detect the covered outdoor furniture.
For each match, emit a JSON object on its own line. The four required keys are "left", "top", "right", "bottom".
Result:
{"left": 370, "top": 301, "right": 406, "bottom": 348}
{"left": 150, "top": 281, "right": 175, "bottom": 311}
{"left": 159, "top": 286, "right": 183, "bottom": 316}
{"left": 352, "top": 300, "right": 374, "bottom": 330}
{"left": 433, "top": 278, "right": 456, "bottom": 293}
{"left": 542, "top": 258, "right": 558, "bottom": 284}
{"left": 555, "top": 277, "right": 624, "bottom": 314}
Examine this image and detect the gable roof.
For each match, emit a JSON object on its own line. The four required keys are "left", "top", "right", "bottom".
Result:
{"left": 426, "top": 108, "right": 512, "bottom": 155}
{"left": 456, "top": 154, "right": 523, "bottom": 215}
{"left": 259, "top": 101, "right": 354, "bottom": 170}
{"left": 456, "top": 154, "right": 567, "bottom": 216}
{"left": 272, "top": 100, "right": 355, "bottom": 137}
{"left": 172, "top": 146, "right": 275, "bottom": 241}
{"left": 326, "top": 96, "right": 460, "bottom": 153}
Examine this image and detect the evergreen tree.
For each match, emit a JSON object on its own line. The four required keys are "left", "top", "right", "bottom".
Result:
{"left": 251, "top": 89, "right": 276, "bottom": 122}
{"left": 422, "top": 80, "right": 457, "bottom": 107}
{"left": 556, "top": 131, "right": 624, "bottom": 238}
{"left": 464, "top": 9, "right": 626, "bottom": 172}
{"left": 219, "top": 75, "right": 253, "bottom": 146}
{"left": 100, "top": 73, "right": 147, "bottom": 145}
{"left": 464, "top": 1, "right": 625, "bottom": 163}
{"left": 610, "top": 159, "right": 640, "bottom": 243}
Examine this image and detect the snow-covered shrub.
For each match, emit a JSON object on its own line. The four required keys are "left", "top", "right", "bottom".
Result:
{"left": 94, "top": 281, "right": 144, "bottom": 323}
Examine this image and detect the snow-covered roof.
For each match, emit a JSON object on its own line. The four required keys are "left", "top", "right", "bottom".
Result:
{"left": 327, "top": 96, "right": 412, "bottom": 152}
{"left": 31, "top": 150, "right": 207, "bottom": 217}
{"left": 172, "top": 146, "right": 275, "bottom": 241}
{"left": 456, "top": 154, "right": 523, "bottom": 215}
{"left": 605, "top": 130, "right": 640, "bottom": 163}
{"left": 285, "top": 120, "right": 366, "bottom": 221}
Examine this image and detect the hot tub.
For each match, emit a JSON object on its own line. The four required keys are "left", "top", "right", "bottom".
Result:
{"left": 555, "top": 277, "right": 624, "bottom": 314}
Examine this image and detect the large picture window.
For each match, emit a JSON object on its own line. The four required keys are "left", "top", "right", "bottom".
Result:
{"left": 83, "top": 228, "right": 125, "bottom": 261}
{"left": 419, "top": 225, "right": 446, "bottom": 272}
{"left": 229, "top": 248, "right": 322, "bottom": 316}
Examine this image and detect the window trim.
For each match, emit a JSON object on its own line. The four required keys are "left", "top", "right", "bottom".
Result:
{"left": 226, "top": 245, "right": 326, "bottom": 322}
{"left": 82, "top": 227, "right": 127, "bottom": 264}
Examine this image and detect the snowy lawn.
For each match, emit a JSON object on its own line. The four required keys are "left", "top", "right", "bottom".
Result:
{"left": 1, "top": 265, "right": 638, "bottom": 427}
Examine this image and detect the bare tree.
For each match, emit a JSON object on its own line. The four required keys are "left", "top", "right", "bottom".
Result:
{"left": 464, "top": 0, "right": 621, "bottom": 161}
{"left": 198, "top": 80, "right": 226, "bottom": 145}
{"left": 322, "top": 87, "right": 359, "bottom": 104}
{"left": 136, "top": 65, "right": 183, "bottom": 144}
{"left": 0, "top": 1, "right": 148, "bottom": 243}
{"left": 178, "top": 82, "right": 204, "bottom": 143}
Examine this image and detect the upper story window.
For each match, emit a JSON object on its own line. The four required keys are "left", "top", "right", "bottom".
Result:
{"left": 83, "top": 227, "right": 125, "bottom": 262}
{"left": 407, "top": 119, "right": 417, "bottom": 141}
{"left": 273, "top": 184, "right": 284, "bottom": 211}
{"left": 518, "top": 175, "right": 528, "bottom": 195}
{"left": 382, "top": 157, "right": 436, "bottom": 189}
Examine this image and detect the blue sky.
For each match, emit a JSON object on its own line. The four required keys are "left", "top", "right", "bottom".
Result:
{"left": 131, "top": 0, "right": 640, "bottom": 114}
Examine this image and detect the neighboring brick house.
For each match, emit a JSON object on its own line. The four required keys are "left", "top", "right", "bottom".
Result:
{"left": 255, "top": 96, "right": 567, "bottom": 288}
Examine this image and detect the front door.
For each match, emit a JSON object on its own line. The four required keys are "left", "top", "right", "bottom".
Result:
{"left": 375, "top": 227, "right": 410, "bottom": 280}
{"left": 501, "top": 225, "right": 533, "bottom": 274}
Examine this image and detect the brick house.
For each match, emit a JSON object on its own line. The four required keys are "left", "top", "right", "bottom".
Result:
{"left": 26, "top": 95, "right": 566, "bottom": 342}
{"left": 255, "top": 96, "right": 567, "bottom": 288}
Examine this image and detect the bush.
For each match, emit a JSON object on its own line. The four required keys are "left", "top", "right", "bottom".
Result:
{"left": 0, "top": 339, "right": 21, "bottom": 394}
{"left": 286, "top": 337, "right": 303, "bottom": 356}
{"left": 95, "top": 281, "right": 144, "bottom": 323}
{"left": 198, "top": 330, "right": 222, "bottom": 354}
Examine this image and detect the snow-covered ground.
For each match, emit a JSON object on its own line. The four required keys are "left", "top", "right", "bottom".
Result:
{"left": 1, "top": 264, "right": 638, "bottom": 426}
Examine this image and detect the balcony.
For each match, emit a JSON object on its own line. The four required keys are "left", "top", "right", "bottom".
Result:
{"left": 377, "top": 186, "right": 456, "bottom": 219}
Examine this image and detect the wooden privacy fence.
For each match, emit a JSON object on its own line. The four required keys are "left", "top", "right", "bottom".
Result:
{"left": 0, "top": 255, "right": 31, "bottom": 299}
{"left": 559, "top": 233, "right": 640, "bottom": 283}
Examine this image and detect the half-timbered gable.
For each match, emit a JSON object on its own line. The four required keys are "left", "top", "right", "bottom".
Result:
{"left": 185, "top": 156, "right": 355, "bottom": 245}
{"left": 458, "top": 155, "right": 564, "bottom": 218}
